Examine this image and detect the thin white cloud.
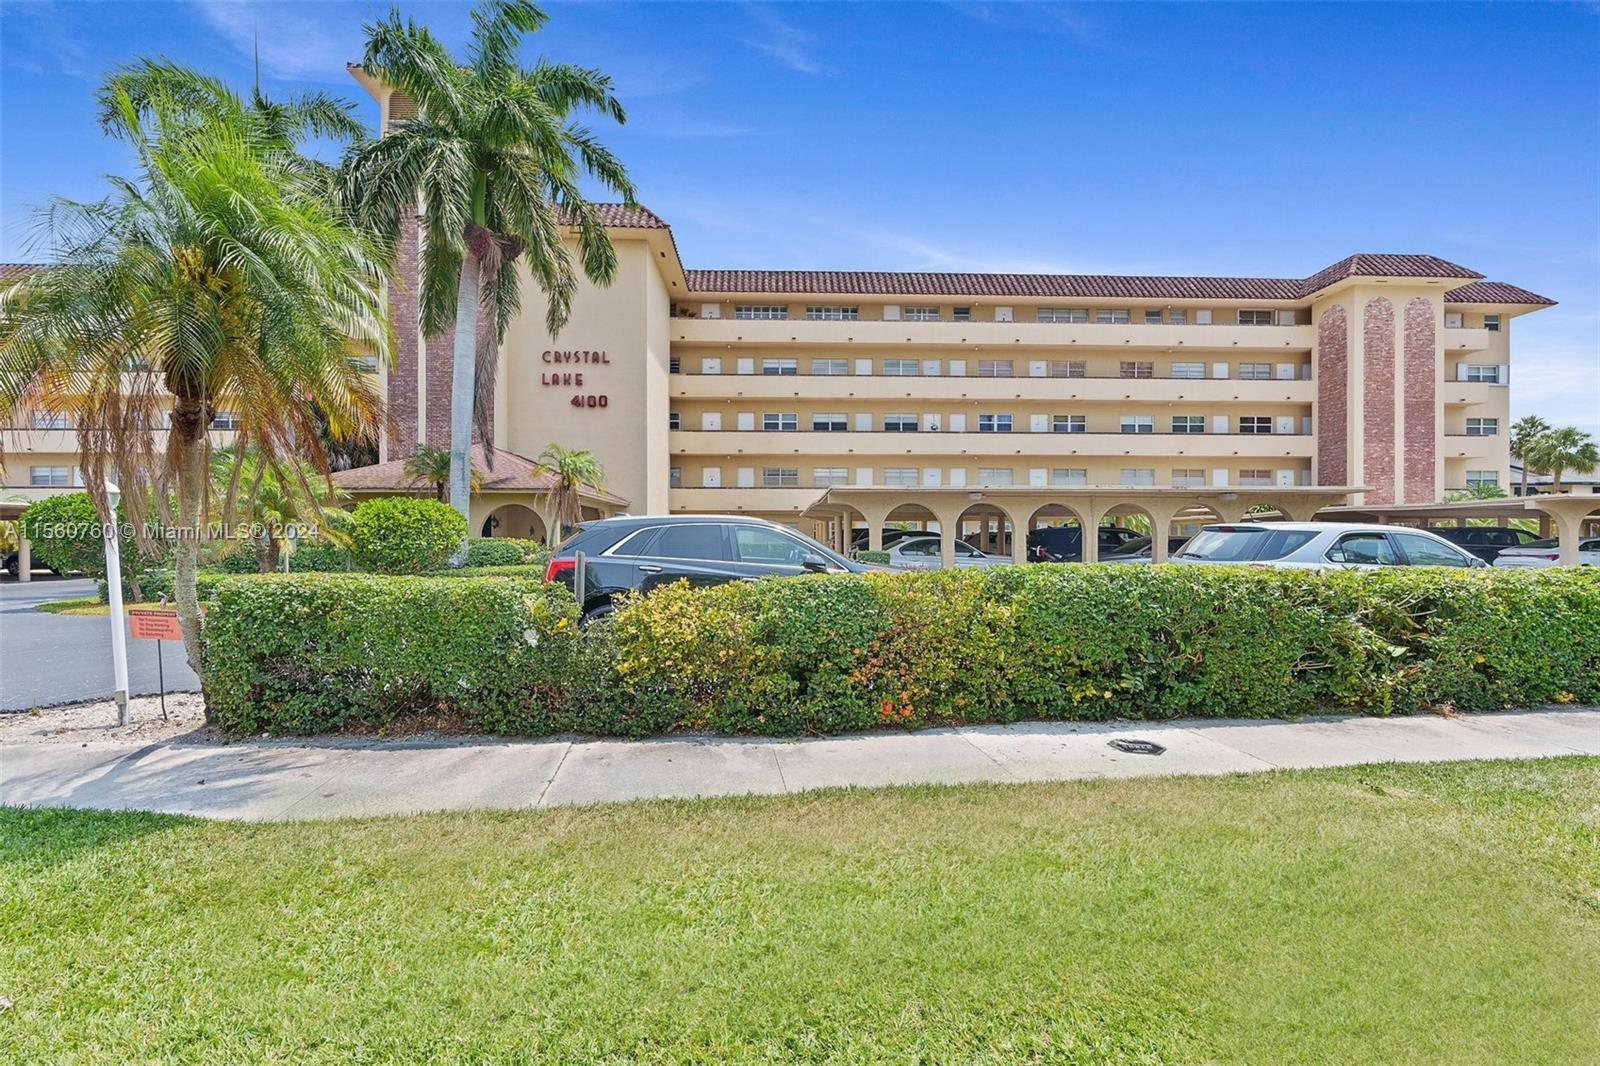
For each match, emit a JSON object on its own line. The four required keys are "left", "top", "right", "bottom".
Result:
{"left": 737, "top": 4, "right": 829, "bottom": 76}
{"left": 191, "top": 0, "right": 358, "bottom": 83}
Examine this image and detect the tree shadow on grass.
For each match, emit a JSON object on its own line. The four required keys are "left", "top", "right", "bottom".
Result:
{"left": 0, "top": 806, "right": 194, "bottom": 875}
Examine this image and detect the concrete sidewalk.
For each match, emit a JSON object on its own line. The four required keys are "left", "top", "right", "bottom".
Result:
{"left": 3, "top": 708, "right": 1596, "bottom": 821}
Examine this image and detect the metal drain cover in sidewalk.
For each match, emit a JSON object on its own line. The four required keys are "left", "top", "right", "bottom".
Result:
{"left": 1108, "top": 738, "right": 1166, "bottom": 756}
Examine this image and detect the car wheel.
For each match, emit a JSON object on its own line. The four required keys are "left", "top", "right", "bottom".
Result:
{"left": 579, "top": 601, "right": 615, "bottom": 628}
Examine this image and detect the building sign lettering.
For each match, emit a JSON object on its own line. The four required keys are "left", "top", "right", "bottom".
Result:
{"left": 541, "top": 350, "right": 610, "bottom": 409}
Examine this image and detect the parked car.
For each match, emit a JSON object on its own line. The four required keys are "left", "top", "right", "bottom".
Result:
{"left": 1093, "top": 536, "right": 1196, "bottom": 564}
{"left": 849, "top": 527, "right": 928, "bottom": 551}
{"left": 1491, "top": 537, "right": 1600, "bottom": 568}
{"left": 545, "top": 515, "right": 870, "bottom": 623}
{"left": 1026, "top": 525, "right": 1145, "bottom": 562}
{"left": 1169, "top": 522, "right": 1484, "bottom": 569}
{"left": 882, "top": 534, "right": 1010, "bottom": 569}
{"left": 1, "top": 551, "right": 55, "bottom": 579}
{"left": 1429, "top": 526, "right": 1544, "bottom": 563}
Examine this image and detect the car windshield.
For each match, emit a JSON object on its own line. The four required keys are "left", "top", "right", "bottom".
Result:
{"left": 1176, "top": 526, "right": 1320, "bottom": 562}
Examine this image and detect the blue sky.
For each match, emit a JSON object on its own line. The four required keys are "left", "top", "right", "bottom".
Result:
{"left": 3, "top": 1, "right": 1597, "bottom": 433}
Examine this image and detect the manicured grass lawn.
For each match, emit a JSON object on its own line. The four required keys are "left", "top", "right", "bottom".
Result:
{"left": 32, "top": 596, "right": 163, "bottom": 616}
{"left": 3, "top": 758, "right": 1597, "bottom": 1063}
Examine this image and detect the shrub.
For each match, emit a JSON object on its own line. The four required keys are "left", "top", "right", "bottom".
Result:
{"left": 351, "top": 496, "right": 465, "bottom": 574}
{"left": 286, "top": 539, "right": 355, "bottom": 572}
{"left": 464, "top": 537, "right": 550, "bottom": 569}
{"left": 19, "top": 492, "right": 162, "bottom": 586}
{"left": 199, "top": 566, "right": 1600, "bottom": 737}
{"left": 203, "top": 573, "right": 594, "bottom": 735}
{"left": 428, "top": 563, "right": 551, "bottom": 579}
{"left": 854, "top": 550, "right": 890, "bottom": 564}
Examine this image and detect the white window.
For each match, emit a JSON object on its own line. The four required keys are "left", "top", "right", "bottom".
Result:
{"left": 1037, "top": 307, "right": 1088, "bottom": 323}
{"left": 1050, "top": 468, "right": 1088, "bottom": 487}
{"left": 762, "top": 358, "right": 797, "bottom": 376}
{"left": 952, "top": 306, "right": 972, "bottom": 322}
{"left": 921, "top": 359, "right": 941, "bottom": 376}
{"left": 30, "top": 465, "right": 72, "bottom": 486}
{"left": 883, "top": 359, "right": 920, "bottom": 376}
{"left": 1120, "top": 415, "right": 1154, "bottom": 434}
{"left": 883, "top": 467, "right": 919, "bottom": 487}
{"left": 883, "top": 414, "right": 919, "bottom": 433}
{"left": 1466, "top": 470, "right": 1500, "bottom": 489}
{"left": 1119, "top": 361, "right": 1153, "bottom": 379}
{"left": 210, "top": 410, "right": 240, "bottom": 430}
{"left": 1239, "top": 469, "right": 1273, "bottom": 486}
{"left": 1194, "top": 309, "right": 1213, "bottom": 325}
{"left": 1483, "top": 314, "right": 1501, "bottom": 332}
{"left": 736, "top": 412, "right": 755, "bottom": 431}
{"left": 1466, "top": 417, "right": 1499, "bottom": 436}
{"left": 700, "top": 357, "right": 722, "bottom": 375}
{"left": 812, "top": 358, "right": 848, "bottom": 375}
{"left": 736, "top": 358, "right": 755, "bottom": 375}
{"left": 814, "top": 468, "right": 849, "bottom": 486}
{"left": 669, "top": 467, "right": 682, "bottom": 488}
{"left": 1464, "top": 364, "right": 1500, "bottom": 383}
{"left": 1238, "top": 363, "right": 1272, "bottom": 380}
{"left": 30, "top": 412, "right": 67, "bottom": 429}
{"left": 1171, "top": 469, "right": 1206, "bottom": 488}
{"left": 806, "top": 305, "right": 859, "bottom": 321}
{"left": 701, "top": 411, "right": 722, "bottom": 431}
{"left": 762, "top": 412, "right": 798, "bottom": 431}
{"left": 1171, "top": 362, "right": 1205, "bottom": 379}
{"left": 1052, "top": 414, "right": 1086, "bottom": 434}
{"left": 735, "top": 305, "right": 788, "bottom": 320}
{"left": 978, "top": 467, "right": 1015, "bottom": 487}
{"left": 977, "top": 359, "right": 1014, "bottom": 377}
{"left": 1144, "top": 309, "right": 1164, "bottom": 324}
{"left": 1048, "top": 360, "right": 1086, "bottom": 378}
{"left": 977, "top": 413, "right": 1012, "bottom": 433}
{"left": 904, "top": 306, "right": 939, "bottom": 321}
{"left": 1237, "top": 309, "right": 1275, "bottom": 326}
{"left": 700, "top": 303, "right": 722, "bottom": 320}
{"left": 762, "top": 467, "right": 799, "bottom": 487}
{"left": 1239, "top": 416, "right": 1273, "bottom": 434}
{"left": 1119, "top": 468, "right": 1155, "bottom": 487}
{"left": 854, "top": 413, "right": 873, "bottom": 432}
{"left": 1445, "top": 312, "right": 1464, "bottom": 328}
{"left": 669, "top": 412, "right": 681, "bottom": 430}
{"left": 812, "top": 413, "right": 847, "bottom": 432}
{"left": 1168, "top": 309, "right": 1188, "bottom": 324}
{"left": 736, "top": 467, "right": 755, "bottom": 488}
{"left": 1172, "top": 415, "right": 1205, "bottom": 434}
{"left": 1096, "top": 309, "right": 1131, "bottom": 324}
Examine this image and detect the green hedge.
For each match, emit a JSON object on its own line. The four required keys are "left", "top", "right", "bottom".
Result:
{"left": 464, "top": 537, "right": 550, "bottom": 568}
{"left": 352, "top": 497, "right": 465, "bottom": 574}
{"left": 854, "top": 550, "right": 891, "bottom": 564}
{"left": 199, "top": 566, "right": 1600, "bottom": 738}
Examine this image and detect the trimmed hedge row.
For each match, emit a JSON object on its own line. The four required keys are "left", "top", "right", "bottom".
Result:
{"left": 201, "top": 566, "right": 1600, "bottom": 737}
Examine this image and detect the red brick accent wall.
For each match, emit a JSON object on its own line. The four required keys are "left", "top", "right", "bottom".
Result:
{"left": 1403, "top": 297, "right": 1437, "bottom": 503}
{"left": 1315, "top": 304, "right": 1348, "bottom": 486}
{"left": 387, "top": 215, "right": 495, "bottom": 454}
{"left": 386, "top": 214, "right": 421, "bottom": 458}
{"left": 1362, "top": 297, "right": 1397, "bottom": 503}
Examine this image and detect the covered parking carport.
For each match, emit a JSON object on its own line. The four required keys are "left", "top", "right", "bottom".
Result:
{"left": 1318, "top": 492, "right": 1600, "bottom": 567}
{"left": 805, "top": 485, "right": 1363, "bottom": 566}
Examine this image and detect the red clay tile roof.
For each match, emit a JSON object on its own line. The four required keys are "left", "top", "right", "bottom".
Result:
{"left": 1441, "top": 281, "right": 1557, "bottom": 306}
{"left": 333, "top": 444, "right": 627, "bottom": 504}
{"left": 582, "top": 204, "right": 669, "bottom": 229}
{"left": 682, "top": 253, "right": 1495, "bottom": 302}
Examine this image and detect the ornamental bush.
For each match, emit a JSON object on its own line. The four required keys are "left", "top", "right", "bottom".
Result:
{"left": 351, "top": 496, "right": 465, "bottom": 574}
{"left": 464, "top": 537, "right": 550, "bottom": 569}
{"left": 200, "top": 566, "right": 1600, "bottom": 737}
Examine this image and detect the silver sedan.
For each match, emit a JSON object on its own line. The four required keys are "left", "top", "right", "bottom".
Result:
{"left": 884, "top": 534, "right": 1012, "bottom": 569}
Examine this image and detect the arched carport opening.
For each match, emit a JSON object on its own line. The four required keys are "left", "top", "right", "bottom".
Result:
{"left": 829, "top": 504, "right": 869, "bottom": 555}
{"left": 1024, "top": 503, "right": 1087, "bottom": 562}
{"left": 1169, "top": 503, "right": 1224, "bottom": 555}
{"left": 1094, "top": 503, "right": 1159, "bottom": 562}
{"left": 481, "top": 503, "right": 546, "bottom": 542}
{"left": 865, "top": 503, "right": 941, "bottom": 555}
{"left": 955, "top": 503, "right": 1015, "bottom": 558}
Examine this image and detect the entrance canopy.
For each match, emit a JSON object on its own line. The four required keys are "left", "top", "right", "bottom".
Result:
{"left": 804, "top": 485, "right": 1364, "bottom": 565}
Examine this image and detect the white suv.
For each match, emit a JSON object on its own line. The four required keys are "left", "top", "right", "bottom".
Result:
{"left": 1170, "top": 523, "right": 1483, "bottom": 569}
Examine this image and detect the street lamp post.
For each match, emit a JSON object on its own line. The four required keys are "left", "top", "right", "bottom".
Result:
{"left": 103, "top": 480, "right": 130, "bottom": 725}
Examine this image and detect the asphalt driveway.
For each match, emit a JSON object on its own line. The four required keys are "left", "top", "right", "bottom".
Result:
{"left": 0, "top": 577, "right": 201, "bottom": 711}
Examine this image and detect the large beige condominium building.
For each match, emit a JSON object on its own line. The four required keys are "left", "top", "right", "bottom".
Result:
{"left": 366, "top": 198, "right": 1552, "bottom": 533}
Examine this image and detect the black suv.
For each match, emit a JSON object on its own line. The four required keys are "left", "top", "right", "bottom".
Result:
{"left": 545, "top": 515, "right": 869, "bottom": 622}
{"left": 1429, "top": 526, "right": 1542, "bottom": 563}
{"left": 1026, "top": 525, "right": 1145, "bottom": 562}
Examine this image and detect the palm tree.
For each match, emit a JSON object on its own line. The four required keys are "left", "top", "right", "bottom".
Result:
{"left": 343, "top": 0, "right": 635, "bottom": 564}
{"left": 0, "top": 69, "right": 389, "bottom": 674}
{"left": 1530, "top": 426, "right": 1599, "bottom": 494}
{"left": 402, "top": 443, "right": 482, "bottom": 501}
{"left": 211, "top": 447, "right": 350, "bottom": 572}
{"left": 536, "top": 443, "right": 603, "bottom": 545}
{"left": 1509, "top": 415, "right": 1552, "bottom": 497}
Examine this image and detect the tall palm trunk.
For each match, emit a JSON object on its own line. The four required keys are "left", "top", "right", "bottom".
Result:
{"left": 1551, "top": 466, "right": 1564, "bottom": 494}
{"left": 1518, "top": 463, "right": 1530, "bottom": 498}
{"left": 170, "top": 396, "right": 209, "bottom": 676}
{"left": 447, "top": 257, "right": 480, "bottom": 565}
